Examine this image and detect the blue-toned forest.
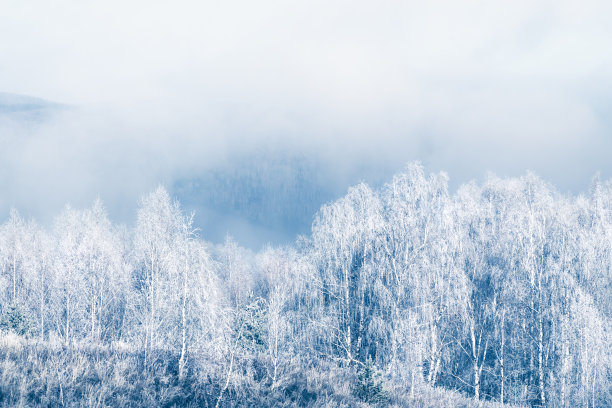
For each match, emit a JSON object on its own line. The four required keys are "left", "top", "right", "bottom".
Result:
{"left": 0, "top": 164, "right": 610, "bottom": 407}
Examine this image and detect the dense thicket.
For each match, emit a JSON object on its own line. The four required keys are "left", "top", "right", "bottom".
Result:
{"left": 0, "top": 165, "right": 610, "bottom": 407}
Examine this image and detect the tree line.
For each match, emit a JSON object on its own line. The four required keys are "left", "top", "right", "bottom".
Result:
{"left": 0, "top": 164, "right": 610, "bottom": 407}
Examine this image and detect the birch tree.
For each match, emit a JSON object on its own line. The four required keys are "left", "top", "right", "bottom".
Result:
{"left": 0, "top": 209, "right": 28, "bottom": 307}
{"left": 133, "top": 187, "right": 184, "bottom": 365}
{"left": 311, "top": 182, "right": 382, "bottom": 366}
{"left": 51, "top": 205, "right": 89, "bottom": 344}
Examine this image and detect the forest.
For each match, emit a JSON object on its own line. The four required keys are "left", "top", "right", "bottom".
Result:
{"left": 0, "top": 163, "right": 610, "bottom": 407}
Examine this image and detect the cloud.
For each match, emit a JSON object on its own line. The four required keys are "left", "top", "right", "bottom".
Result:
{"left": 1, "top": 0, "right": 611, "bottom": 243}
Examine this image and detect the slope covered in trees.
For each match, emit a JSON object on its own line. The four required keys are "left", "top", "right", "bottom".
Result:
{"left": 0, "top": 165, "right": 610, "bottom": 407}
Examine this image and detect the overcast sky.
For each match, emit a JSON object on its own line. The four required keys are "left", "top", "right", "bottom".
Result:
{"left": 1, "top": 0, "right": 612, "bottom": 242}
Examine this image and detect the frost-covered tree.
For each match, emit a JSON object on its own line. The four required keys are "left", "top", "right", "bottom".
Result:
{"left": 132, "top": 186, "right": 224, "bottom": 375}
{"left": 172, "top": 227, "right": 223, "bottom": 380}
{"left": 311, "top": 182, "right": 382, "bottom": 366}
{"left": 0, "top": 209, "right": 28, "bottom": 307}
{"left": 23, "top": 223, "right": 53, "bottom": 340}
{"left": 49, "top": 201, "right": 128, "bottom": 344}
{"left": 132, "top": 187, "right": 186, "bottom": 364}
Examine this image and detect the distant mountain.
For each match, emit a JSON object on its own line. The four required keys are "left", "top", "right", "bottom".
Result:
{"left": 0, "top": 92, "right": 64, "bottom": 123}
{"left": 173, "top": 149, "right": 396, "bottom": 249}
{"left": 173, "top": 151, "right": 338, "bottom": 248}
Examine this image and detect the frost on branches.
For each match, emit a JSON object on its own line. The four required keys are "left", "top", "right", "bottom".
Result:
{"left": 0, "top": 164, "right": 610, "bottom": 407}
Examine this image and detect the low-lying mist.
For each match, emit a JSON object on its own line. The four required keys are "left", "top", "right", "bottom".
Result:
{"left": 1, "top": 88, "right": 611, "bottom": 248}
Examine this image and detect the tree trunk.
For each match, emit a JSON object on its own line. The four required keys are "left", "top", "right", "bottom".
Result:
{"left": 538, "top": 314, "right": 545, "bottom": 406}
{"left": 12, "top": 253, "right": 17, "bottom": 303}
{"left": 40, "top": 278, "right": 45, "bottom": 340}
{"left": 145, "top": 259, "right": 156, "bottom": 370}
{"left": 470, "top": 318, "right": 488, "bottom": 401}
{"left": 471, "top": 320, "right": 480, "bottom": 400}
{"left": 178, "top": 257, "right": 188, "bottom": 381}
{"left": 474, "top": 360, "right": 480, "bottom": 400}
{"left": 427, "top": 318, "right": 440, "bottom": 385}
{"left": 91, "top": 296, "right": 96, "bottom": 340}
{"left": 216, "top": 350, "right": 235, "bottom": 408}
{"left": 65, "top": 295, "right": 71, "bottom": 346}
{"left": 217, "top": 322, "right": 243, "bottom": 408}
{"left": 343, "top": 265, "right": 352, "bottom": 364}
{"left": 500, "top": 309, "right": 505, "bottom": 404}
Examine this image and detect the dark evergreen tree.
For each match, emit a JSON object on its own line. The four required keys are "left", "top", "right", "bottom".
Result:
{"left": 353, "top": 356, "right": 388, "bottom": 406}
{"left": 0, "top": 303, "right": 33, "bottom": 336}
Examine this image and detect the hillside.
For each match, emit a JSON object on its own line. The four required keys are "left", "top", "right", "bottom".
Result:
{"left": 0, "top": 333, "right": 513, "bottom": 407}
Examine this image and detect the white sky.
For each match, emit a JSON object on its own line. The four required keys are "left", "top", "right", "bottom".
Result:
{"left": 1, "top": 0, "right": 612, "bottom": 228}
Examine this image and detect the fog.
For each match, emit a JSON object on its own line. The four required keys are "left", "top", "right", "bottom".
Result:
{"left": 1, "top": 0, "right": 611, "bottom": 247}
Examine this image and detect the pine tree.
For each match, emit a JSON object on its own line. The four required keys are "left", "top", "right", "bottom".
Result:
{"left": 353, "top": 356, "right": 388, "bottom": 406}
{"left": 0, "top": 303, "right": 33, "bottom": 336}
